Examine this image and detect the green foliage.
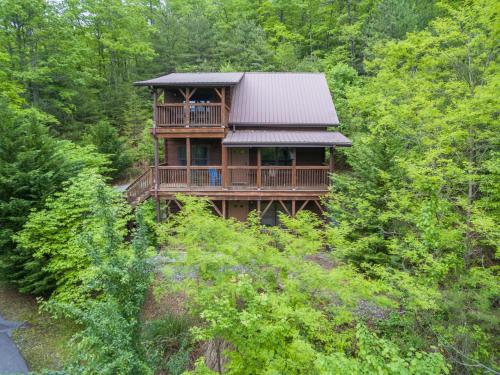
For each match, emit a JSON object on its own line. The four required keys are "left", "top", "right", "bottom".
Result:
{"left": 14, "top": 169, "right": 129, "bottom": 301}
{"left": 83, "top": 120, "right": 132, "bottom": 179}
{"left": 45, "top": 190, "right": 154, "bottom": 375}
{"left": 157, "top": 196, "right": 447, "bottom": 374}
{"left": 0, "top": 102, "right": 109, "bottom": 286}
{"left": 328, "top": 1, "right": 499, "bottom": 372}
{"left": 315, "top": 324, "right": 449, "bottom": 374}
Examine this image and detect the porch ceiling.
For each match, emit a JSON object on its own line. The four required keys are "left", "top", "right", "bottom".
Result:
{"left": 222, "top": 130, "right": 352, "bottom": 147}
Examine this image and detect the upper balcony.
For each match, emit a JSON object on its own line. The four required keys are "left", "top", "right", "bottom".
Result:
{"left": 155, "top": 103, "right": 223, "bottom": 127}
{"left": 150, "top": 86, "right": 229, "bottom": 135}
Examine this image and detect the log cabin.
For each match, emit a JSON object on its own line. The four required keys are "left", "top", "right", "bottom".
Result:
{"left": 127, "top": 72, "right": 352, "bottom": 224}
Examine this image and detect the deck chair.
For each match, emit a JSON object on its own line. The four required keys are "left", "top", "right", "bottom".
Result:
{"left": 209, "top": 168, "right": 221, "bottom": 186}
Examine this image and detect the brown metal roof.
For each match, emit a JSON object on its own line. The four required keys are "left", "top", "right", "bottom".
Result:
{"left": 229, "top": 73, "right": 339, "bottom": 126}
{"left": 134, "top": 72, "right": 244, "bottom": 87}
{"left": 222, "top": 130, "right": 352, "bottom": 147}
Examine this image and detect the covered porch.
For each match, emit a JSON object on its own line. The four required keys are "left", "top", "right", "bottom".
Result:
{"left": 126, "top": 130, "right": 352, "bottom": 204}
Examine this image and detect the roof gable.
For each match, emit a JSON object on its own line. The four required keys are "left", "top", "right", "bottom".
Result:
{"left": 229, "top": 73, "right": 338, "bottom": 126}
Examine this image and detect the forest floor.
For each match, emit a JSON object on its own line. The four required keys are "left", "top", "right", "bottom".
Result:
{"left": 0, "top": 281, "right": 78, "bottom": 371}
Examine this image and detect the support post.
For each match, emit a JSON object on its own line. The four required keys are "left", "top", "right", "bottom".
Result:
{"left": 292, "top": 199, "right": 296, "bottom": 217}
{"left": 221, "top": 144, "right": 228, "bottom": 188}
{"left": 329, "top": 146, "right": 335, "bottom": 173}
{"left": 257, "top": 148, "right": 262, "bottom": 189}
{"left": 222, "top": 200, "right": 227, "bottom": 218}
{"left": 152, "top": 88, "right": 161, "bottom": 222}
{"left": 220, "top": 87, "right": 226, "bottom": 127}
{"left": 291, "top": 148, "right": 297, "bottom": 190}
{"left": 186, "top": 138, "right": 191, "bottom": 187}
{"left": 257, "top": 200, "right": 261, "bottom": 216}
{"left": 184, "top": 88, "right": 190, "bottom": 127}
{"left": 164, "top": 139, "right": 168, "bottom": 165}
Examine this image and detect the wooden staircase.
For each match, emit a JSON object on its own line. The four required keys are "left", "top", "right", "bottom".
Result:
{"left": 126, "top": 168, "right": 152, "bottom": 205}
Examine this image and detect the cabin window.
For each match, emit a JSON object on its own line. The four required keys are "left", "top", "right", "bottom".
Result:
{"left": 192, "top": 145, "right": 209, "bottom": 166}
{"left": 177, "top": 144, "right": 209, "bottom": 166}
{"left": 261, "top": 148, "right": 293, "bottom": 166}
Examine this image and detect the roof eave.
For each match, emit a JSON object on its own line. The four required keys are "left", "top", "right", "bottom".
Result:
{"left": 134, "top": 81, "right": 241, "bottom": 87}
{"left": 229, "top": 122, "right": 340, "bottom": 127}
{"left": 222, "top": 142, "right": 352, "bottom": 148}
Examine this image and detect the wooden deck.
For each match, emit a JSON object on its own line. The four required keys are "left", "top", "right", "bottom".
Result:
{"left": 126, "top": 165, "right": 330, "bottom": 205}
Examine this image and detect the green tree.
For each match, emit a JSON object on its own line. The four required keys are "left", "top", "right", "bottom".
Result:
{"left": 328, "top": 0, "right": 499, "bottom": 370}
{"left": 14, "top": 169, "right": 129, "bottom": 300}
{"left": 45, "top": 189, "right": 154, "bottom": 374}
{"left": 0, "top": 102, "right": 109, "bottom": 288}
{"left": 84, "top": 120, "right": 132, "bottom": 179}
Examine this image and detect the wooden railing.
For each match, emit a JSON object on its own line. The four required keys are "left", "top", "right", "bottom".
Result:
{"left": 158, "top": 166, "right": 187, "bottom": 187}
{"left": 228, "top": 166, "right": 257, "bottom": 188}
{"left": 126, "top": 166, "right": 329, "bottom": 203}
{"left": 157, "top": 166, "right": 223, "bottom": 188}
{"left": 155, "top": 103, "right": 222, "bottom": 127}
{"left": 155, "top": 165, "right": 329, "bottom": 190}
{"left": 126, "top": 168, "right": 153, "bottom": 204}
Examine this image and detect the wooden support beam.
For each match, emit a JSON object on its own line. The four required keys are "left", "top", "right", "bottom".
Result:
{"left": 214, "top": 87, "right": 223, "bottom": 99}
{"left": 291, "top": 148, "right": 297, "bottom": 190}
{"left": 178, "top": 88, "right": 187, "bottom": 99}
{"left": 167, "top": 138, "right": 168, "bottom": 165}
{"left": 186, "top": 138, "right": 191, "bottom": 187}
{"left": 222, "top": 199, "right": 227, "bottom": 218}
{"left": 184, "top": 88, "right": 190, "bottom": 126}
{"left": 329, "top": 146, "right": 335, "bottom": 173}
{"left": 298, "top": 200, "right": 310, "bottom": 213}
{"left": 209, "top": 200, "right": 223, "bottom": 217}
{"left": 164, "top": 199, "right": 171, "bottom": 219}
{"left": 187, "top": 87, "right": 197, "bottom": 99}
{"left": 173, "top": 200, "right": 182, "bottom": 210}
{"left": 153, "top": 88, "right": 161, "bottom": 223}
{"left": 257, "top": 148, "right": 261, "bottom": 189}
{"left": 313, "top": 199, "right": 324, "bottom": 212}
{"left": 257, "top": 200, "right": 261, "bottom": 215}
{"left": 278, "top": 200, "right": 291, "bottom": 216}
{"left": 261, "top": 200, "right": 274, "bottom": 216}
{"left": 221, "top": 144, "right": 228, "bottom": 188}
{"left": 221, "top": 88, "right": 226, "bottom": 127}
{"left": 292, "top": 199, "right": 296, "bottom": 217}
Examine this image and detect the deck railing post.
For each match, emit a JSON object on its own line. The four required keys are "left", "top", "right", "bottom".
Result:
{"left": 291, "top": 148, "right": 297, "bottom": 190}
